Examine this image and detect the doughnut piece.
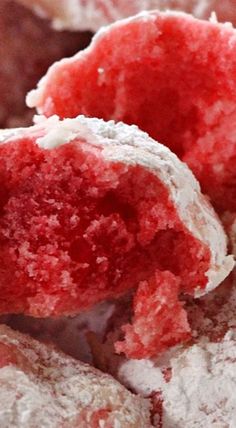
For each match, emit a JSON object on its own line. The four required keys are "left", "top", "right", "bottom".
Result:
{"left": 0, "top": 324, "right": 151, "bottom": 427}
{"left": 0, "top": 115, "right": 233, "bottom": 358}
{"left": 0, "top": 0, "right": 90, "bottom": 128}
{"left": 28, "top": 11, "right": 236, "bottom": 215}
{"left": 115, "top": 271, "right": 191, "bottom": 358}
{"left": 17, "top": 0, "right": 236, "bottom": 32}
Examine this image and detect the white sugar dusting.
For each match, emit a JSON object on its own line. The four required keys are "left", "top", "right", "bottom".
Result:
{"left": 162, "top": 331, "right": 236, "bottom": 427}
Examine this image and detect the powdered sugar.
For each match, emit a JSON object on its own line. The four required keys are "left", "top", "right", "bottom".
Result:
{"left": 118, "top": 359, "right": 164, "bottom": 396}
{"left": 162, "top": 331, "right": 236, "bottom": 427}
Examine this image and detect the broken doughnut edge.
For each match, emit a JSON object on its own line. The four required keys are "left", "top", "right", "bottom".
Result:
{"left": 0, "top": 114, "right": 233, "bottom": 297}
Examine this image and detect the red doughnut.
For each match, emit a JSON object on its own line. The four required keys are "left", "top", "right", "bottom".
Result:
{"left": 0, "top": 115, "right": 232, "bottom": 358}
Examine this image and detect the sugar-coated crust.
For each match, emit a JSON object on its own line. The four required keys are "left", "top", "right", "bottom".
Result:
{"left": 16, "top": 1, "right": 186, "bottom": 32}
{"left": 17, "top": 0, "right": 140, "bottom": 31}
{"left": 0, "top": 324, "right": 152, "bottom": 427}
{"left": 0, "top": 115, "right": 233, "bottom": 295}
{"left": 17, "top": 0, "right": 96, "bottom": 31}
{"left": 16, "top": 0, "right": 236, "bottom": 32}
{"left": 162, "top": 330, "right": 236, "bottom": 427}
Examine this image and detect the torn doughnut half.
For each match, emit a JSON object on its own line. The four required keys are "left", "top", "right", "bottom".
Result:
{"left": 0, "top": 115, "right": 233, "bottom": 358}
{"left": 0, "top": 324, "right": 152, "bottom": 427}
{"left": 27, "top": 11, "right": 236, "bottom": 216}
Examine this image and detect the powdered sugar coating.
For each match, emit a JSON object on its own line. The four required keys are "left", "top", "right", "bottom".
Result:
{"left": 0, "top": 324, "right": 152, "bottom": 427}
{"left": 162, "top": 331, "right": 236, "bottom": 427}
{"left": 2, "top": 114, "right": 232, "bottom": 295}
{"left": 17, "top": 0, "right": 236, "bottom": 32}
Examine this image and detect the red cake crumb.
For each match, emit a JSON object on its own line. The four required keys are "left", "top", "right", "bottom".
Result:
{"left": 17, "top": 0, "right": 236, "bottom": 32}
{"left": 0, "top": 0, "right": 90, "bottom": 128}
{"left": 28, "top": 11, "right": 236, "bottom": 217}
{"left": 0, "top": 115, "right": 232, "bottom": 358}
{"left": 0, "top": 324, "right": 151, "bottom": 427}
{"left": 116, "top": 271, "right": 190, "bottom": 358}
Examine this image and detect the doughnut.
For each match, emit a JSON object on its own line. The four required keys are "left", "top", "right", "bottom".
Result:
{"left": 27, "top": 11, "right": 236, "bottom": 217}
{"left": 0, "top": 114, "right": 232, "bottom": 358}
{"left": 0, "top": 324, "right": 151, "bottom": 427}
